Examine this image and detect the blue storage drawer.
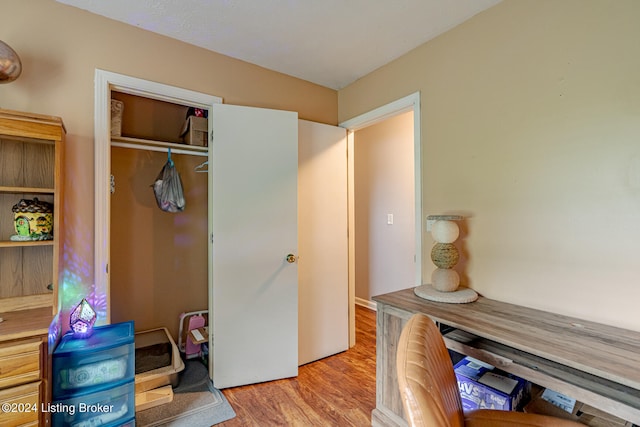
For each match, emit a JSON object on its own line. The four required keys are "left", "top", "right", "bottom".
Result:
{"left": 51, "top": 380, "right": 135, "bottom": 427}
{"left": 53, "top": 321, "right": 135, "bottom": 398}
{"left": 118, "top": 416, "right": 135, "bottom": 427}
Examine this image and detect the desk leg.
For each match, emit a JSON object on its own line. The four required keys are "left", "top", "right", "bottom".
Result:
{"left": 372, "top": 302, "right": 413, "bottom": 427}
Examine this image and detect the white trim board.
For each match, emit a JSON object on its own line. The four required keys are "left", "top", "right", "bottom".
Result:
{"left": 340, "top": 92, "right": 423, "bottom": 288}
{"left": 355, "top": 297, "right": 377, "bottom": 311}
{"left": 340, "top": 92, "right": 420, "bottom": 131}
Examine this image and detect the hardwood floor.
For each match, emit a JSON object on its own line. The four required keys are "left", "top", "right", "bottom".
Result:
{"left": 218, "top": 305, "right": 377, "bottom": 426}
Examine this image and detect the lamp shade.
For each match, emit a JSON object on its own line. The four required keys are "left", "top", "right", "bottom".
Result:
{"left": 0, "top": 40, "right": 22, "bottom": 83}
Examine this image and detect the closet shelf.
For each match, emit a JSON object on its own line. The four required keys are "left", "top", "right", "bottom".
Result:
{"left": 111, "top": 136, "right": 208, "bottom": 157}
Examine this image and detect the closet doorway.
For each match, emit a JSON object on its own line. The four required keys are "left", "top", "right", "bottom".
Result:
{"left": 109, "top": 91, "right": 210, "bottom": 341}
{"left": 94, "top": 70, "right": 220, "bottom": 331}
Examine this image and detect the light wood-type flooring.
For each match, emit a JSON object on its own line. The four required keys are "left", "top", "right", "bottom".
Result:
{"left": 218, "top": 305, "right": 377, "bottom": 426}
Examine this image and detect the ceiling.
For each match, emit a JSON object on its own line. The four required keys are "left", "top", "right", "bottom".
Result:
{"left": 56, "top": 0, "right": 501, "bottom": 90}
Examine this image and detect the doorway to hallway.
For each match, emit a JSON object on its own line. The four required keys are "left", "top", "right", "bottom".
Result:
{"left": 353, "top": 111, "right": 415, "bottom": 306}
{"left": 340, "top": 92, "right": 422, "bottom": 315}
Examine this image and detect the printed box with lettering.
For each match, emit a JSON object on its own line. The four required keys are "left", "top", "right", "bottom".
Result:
{"left": 454, "top": 356, "right": 530, "bottom": 412}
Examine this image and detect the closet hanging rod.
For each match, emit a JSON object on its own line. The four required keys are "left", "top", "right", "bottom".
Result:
{"left": 111, "top": 141, "right": 208, "bottom": 157}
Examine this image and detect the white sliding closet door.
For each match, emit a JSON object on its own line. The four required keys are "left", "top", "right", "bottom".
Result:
{"left": 209, "top": 104, "right": 299, "bottom": 388}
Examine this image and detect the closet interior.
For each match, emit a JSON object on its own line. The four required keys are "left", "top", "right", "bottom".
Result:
{"left": 109, "top": 91, "right": 209, "bottom": 340}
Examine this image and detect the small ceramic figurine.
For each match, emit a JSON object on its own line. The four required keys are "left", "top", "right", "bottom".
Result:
{"left": 11, "top": 198, "right": 53, "bottom": 241}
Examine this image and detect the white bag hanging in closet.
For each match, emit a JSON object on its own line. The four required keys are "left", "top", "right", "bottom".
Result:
{"left": 152, "top": 150, "right": 185, "bottom": 213}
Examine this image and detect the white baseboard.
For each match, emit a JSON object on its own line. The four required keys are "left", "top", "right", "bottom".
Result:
{"left": 355, "top": 297, "right": 377, "bottom": 311}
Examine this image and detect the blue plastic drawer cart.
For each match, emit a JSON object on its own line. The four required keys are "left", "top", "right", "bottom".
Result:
{"left": 52, "top": 321, "right": 135, "bottom": 427}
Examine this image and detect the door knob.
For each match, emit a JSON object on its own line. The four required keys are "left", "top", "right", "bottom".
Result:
{"left": 286, "top": 254, "right": 297, "bottom": 264}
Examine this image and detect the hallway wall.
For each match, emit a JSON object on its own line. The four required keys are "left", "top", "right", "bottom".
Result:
{"left": 354, "top": 111, "right": 415, "bottom": 302}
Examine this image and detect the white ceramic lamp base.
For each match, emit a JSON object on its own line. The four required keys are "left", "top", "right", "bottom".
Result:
{"left": 415, "top": 215, "right": 478, "bottom": 304}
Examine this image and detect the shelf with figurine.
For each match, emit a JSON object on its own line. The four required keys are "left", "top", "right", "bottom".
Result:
{"left": 1, "top": 197, "right": 55, "bottom": 247}
{"left": 0, "top": 108, "right": 63, "bottom": 315}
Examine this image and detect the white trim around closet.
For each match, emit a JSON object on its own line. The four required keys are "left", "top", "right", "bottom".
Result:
{"left": 94, "top": 69, "right": 222, "bottom": 322}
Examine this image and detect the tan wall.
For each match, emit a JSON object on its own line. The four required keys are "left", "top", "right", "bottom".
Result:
{"left": 0, "top": 0, "right": 336, "bottom": 325}
{"left": 354, "top": 111, "right": 415, "bottom": 301}
{"left": 110, "top": 148, "right": 208, "bottom": 339}
{"left": 340, "top": 0, "right": 640, "bottom": 331}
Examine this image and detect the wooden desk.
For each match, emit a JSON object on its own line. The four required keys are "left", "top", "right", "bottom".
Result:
{"left": 372, "top": 288, "right": 640, "bottom": 427}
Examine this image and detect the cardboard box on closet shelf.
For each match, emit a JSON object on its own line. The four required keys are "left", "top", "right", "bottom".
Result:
{"left": 454, "top": 356, "right": 530, "bottom": 412}
{"left": 111, "top": 99, "right": 124, "bottom": 137}
{"left": 181, "top": 115, "right": 208, "bottom": 146}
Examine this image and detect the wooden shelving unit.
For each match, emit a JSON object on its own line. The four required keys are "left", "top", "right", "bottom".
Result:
{"left": 0, "top": 108, "right": 65, "bottom": 426}
{"left": 0, "top": 108, "right": 64, "bottom": 314}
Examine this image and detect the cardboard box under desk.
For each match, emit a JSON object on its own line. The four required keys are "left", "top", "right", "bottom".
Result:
{"left": 524, "top": 388, "right": 633, "bottom": 427}
{"left": 576, "top": 403, "right": 634, "bottom": 427}
{"left": 454, "top": 356, "right": 530, "bottom": 412}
